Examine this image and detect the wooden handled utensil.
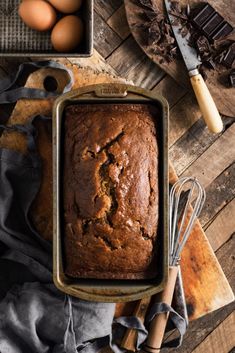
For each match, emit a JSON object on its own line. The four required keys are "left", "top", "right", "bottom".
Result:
{"left": 164, "top": 0, "right": 223, "bottom": 133}
{"left": 121, "top": 177, "right": 206, "bottom": 352}
{"left": 190, "top": 71, "right": 223, "bottom": 133}
{"left": 143, "top": 266, "right": 179, "bottom": 352}
{"left": 143, "top": 177, "right": 206, "bottom": 352}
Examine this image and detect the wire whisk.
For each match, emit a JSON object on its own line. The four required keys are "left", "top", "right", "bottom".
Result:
{"left": 169, "top": 176, "right": 206, "bottom": 266}
{"left": 121, "top": 177, "right": 206, "bottom": 353}
{"left": 142, "top": 177, "right": 206, "bottom": 353}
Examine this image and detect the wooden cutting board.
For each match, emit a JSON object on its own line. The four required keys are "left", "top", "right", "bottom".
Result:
{"left": 124, "top": 0, "right": 235, "bottom": 117}
{"left": 0, "top": 58, "right": 233, "bottom": 322}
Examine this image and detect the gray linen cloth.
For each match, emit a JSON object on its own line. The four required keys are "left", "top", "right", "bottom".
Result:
{"left": 0, "top": 123, "right": 121, "bottom": 353}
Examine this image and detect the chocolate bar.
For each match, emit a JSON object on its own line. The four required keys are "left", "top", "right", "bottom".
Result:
{"left": 191, "top": 3, "right": 234, "bottom": 41}
{"left": 191, "top": 4, "right": 214, "bottom": 27}
{"left": 211, "top": 22, "right": 234, "bottom": 40}
{"left": 202, "top": 13, "right": 224, "bottom": 36}
{"left": 222, "top": 43, "right": 235, "bottom": 68}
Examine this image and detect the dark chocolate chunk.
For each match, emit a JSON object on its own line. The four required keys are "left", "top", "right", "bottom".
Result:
{"left": 138, "top": 0, "right": 233, "bottom": 69}
{"left": 229, "top": 69, "right": 235, "bottom": 87}
{"left": 204, "top": 59, "right": 216, "bottom": 69}
{"left": 196, "top": 35, "right": 211, "bottom": 56}
{"left": 222, "top": 43, "right": 235, "bottom": 67}
{"left": 212, "top": 23, "right": 234, "bottom": 40}
{"left": 202, "top": 13, "right": 224, "bottom": 36}
{"left": 190, "top": 3, "right": 234, "bottom": 42}
{"left": 191, "top": 4, "right": 215, "bottom": 27}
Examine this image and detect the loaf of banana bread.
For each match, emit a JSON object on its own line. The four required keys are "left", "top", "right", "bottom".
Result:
{"left": 63, "top": 103, "right": 159, "bottom": 279}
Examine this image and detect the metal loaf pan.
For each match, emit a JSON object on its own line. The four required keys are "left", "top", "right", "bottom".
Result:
{"left": 0, "top": 0, "right": 93, "bottom": 57}
{"left": 53, "top": 83, "right": 169, "bottom": 302}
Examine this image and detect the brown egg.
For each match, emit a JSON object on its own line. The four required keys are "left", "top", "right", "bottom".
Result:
{"left": 51, "top": 15, "right": 83, "bottom": 52}
{"left": 18, "top": 1, "right": 57, "bottom": 31}
{"left": 48, "top": 0, "right": 82, "bottom": 14}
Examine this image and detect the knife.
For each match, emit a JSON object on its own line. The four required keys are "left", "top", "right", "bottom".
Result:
{"left": 164, "top": 0, "right": 223, "bottom": 133}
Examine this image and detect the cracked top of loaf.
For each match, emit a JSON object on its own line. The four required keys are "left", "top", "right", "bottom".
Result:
{"left": 63, "top": 103, "right": 159, "bottom": 279}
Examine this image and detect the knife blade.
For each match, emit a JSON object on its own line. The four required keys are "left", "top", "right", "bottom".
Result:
{"left": 164, "top": 0, "right": 223, "bottom": 134}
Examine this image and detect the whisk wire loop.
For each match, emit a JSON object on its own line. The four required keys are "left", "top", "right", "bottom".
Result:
{"left": 169, "top": 177, "right": 206, "bottom": 266}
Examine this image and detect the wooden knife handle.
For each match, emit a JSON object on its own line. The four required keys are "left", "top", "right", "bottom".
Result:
{"left": 143, "top": 266, "right": 179, "bottom": 353}
{"left": 190, "top": 73, "right": 223, "bottom": 134}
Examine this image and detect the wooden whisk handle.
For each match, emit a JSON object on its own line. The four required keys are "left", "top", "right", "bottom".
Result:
{"left": 143, "top": 266, "right": 179, "bottom": 353}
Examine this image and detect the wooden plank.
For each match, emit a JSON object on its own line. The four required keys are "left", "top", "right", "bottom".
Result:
{"left": 192, "top": 312, "right": 235, "bottom": 353}
{"left": 200, "top": 163, "right": 235, "bottom": 228}
{"left": 125, "top": 56, "right": 165, "bottom": 89}
{"left": 163, "top": 304, "right": 235, "bottom": 353}
{"left": 94, "top": 11, "right": 122, "bottom": 58}
{"left": 107, "top": 36, "right": 145, "bottom": 76}
{"left": 152, "top": 74, "right": 187, "bottom": 108}
{"left": 206, "top": 198, "right": 235, "bottom": 252}
{"left": 169, "top": 92, "right": 202, "bottom": 146}
{"left": 107, "top": 5, "right": 130, "bottom": 40}
{"left": 31, "top": 53, "right": 123, "bottom": 81}
{"left": 182, "top": 124, "right": 235, "bottom": 189}
{"left": 169, "top": 119, "right": 220, "bottom": 176}
{"left": 216, "top": 234, "right": 235, "bottom": 288}
{"left": 94, "top": 0, "right": 123, "bottom": 21}
{"left": 67, "top": 50, "right": 121, "bottom": 77}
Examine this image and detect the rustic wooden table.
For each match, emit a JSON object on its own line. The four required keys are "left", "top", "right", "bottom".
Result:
{"left": 0, "top": 0, "right": 234, "bottom": 352}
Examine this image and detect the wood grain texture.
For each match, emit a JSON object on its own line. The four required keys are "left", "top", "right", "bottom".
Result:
{"left": 169, "top": 119, "right": 220, "bottom": 176}
{"left": 192, "top": 312, "right": 235, "bottom": 353}
{"left": 125, "top": 55, "right": 165, "bottom": 89}
{"left": 180, "top": 220, "right": 234, "bottom": 320}
{"left": 152, "top": 75, "right": 187, "bottom": 108}
{"left": 206, "top": 198, "right": 235, "bottom": 251}
{"left": 107, "top": 4, "right": 130, "bottom": 39}
{"left": 94, "top": 0, "right": 123, "bottom": 20}
{"left": 94, "top": 11, "right": 122, "bottom": 58}
{"left": 107, "top": 36, "right": 145, "bottom": 76}
{"left": 200, "top": 162, "right": 235, "bottom": 228}
{"left": 216, "top": 234, "right": 235, "bottom": 290}
{"left": 169, "top": 92, "right": 202, "bottom": 146}
{"left": 182, "top": 124, "right": 235, "bottom": 189}
{"left": 67, "top": 50, "right": 121, "bottom": 77}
